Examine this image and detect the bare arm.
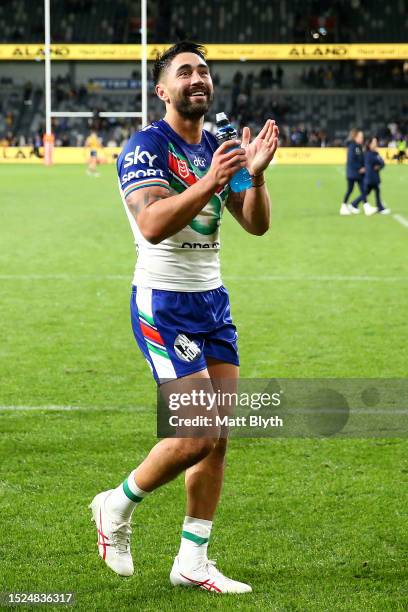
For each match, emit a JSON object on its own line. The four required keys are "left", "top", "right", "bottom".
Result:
{"left": 226, "top": 120, "right": 279, "bottom": 235}
{"left": 226, "top": 174, "right": 270, "bottom": 236}
{"left": 125, "top": 140, "right": 247, "bottom": 244}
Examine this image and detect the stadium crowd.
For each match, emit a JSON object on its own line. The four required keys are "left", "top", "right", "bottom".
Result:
{"left": 3, "top": 0, "right": 407, "bottom": 44}
{"left": 1, "top": 59, "right": 407, "bottom": 151}
{"left": 1, "top": 0, "right": 407, "bottom": 152}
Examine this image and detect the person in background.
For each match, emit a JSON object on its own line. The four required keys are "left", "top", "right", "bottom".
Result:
{"left": 339, "top": 129, "right": 375, "bottom": 216}
{"left": 395, "top": 137, "right": 407, "bottom": 164}
{"left": 364, "top": 137, "right": 390, "bottom": 215}
{"left": 29, "top": 132, "right": 43, "bottom": 159}
{"left": 85, "top": 130, "right": 102, "bottom": 177}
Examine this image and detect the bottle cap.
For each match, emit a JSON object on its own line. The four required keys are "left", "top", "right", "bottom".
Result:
{"left": 216, "top": 112, "right": 229, "bottom": 127}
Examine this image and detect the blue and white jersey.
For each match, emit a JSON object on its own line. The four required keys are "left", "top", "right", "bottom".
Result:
{"left": 117, "top": 119, "right": 230, "bottom": 291}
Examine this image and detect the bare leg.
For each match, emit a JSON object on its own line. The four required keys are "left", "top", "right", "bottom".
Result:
{"left": 185, "top": 359, "right": 239, "bottom": 520}
{"left": 134, "top": 369, "right": 219, "bottom": 492}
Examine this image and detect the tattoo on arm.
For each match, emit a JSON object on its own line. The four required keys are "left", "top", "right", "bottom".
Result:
{"left": 126, "top": 192, "right": 167, "bottom": 220}
{"left": 226, "top": 191, "right": 244, "bottom": 217}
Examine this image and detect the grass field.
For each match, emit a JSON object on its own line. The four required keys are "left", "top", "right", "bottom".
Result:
{"left": 1, "top": 163, "right": 407, "bottom": 611}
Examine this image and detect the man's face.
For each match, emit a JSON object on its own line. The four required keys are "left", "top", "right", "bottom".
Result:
{"left": 158, "top": 52, "right": 214, "bottom": 119}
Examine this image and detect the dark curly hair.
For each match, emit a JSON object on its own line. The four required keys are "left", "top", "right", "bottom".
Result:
{"left": 152, "top": 41, "right": 207, "bottom": 85}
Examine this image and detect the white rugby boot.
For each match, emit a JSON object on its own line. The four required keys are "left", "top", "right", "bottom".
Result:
{"left": 170, "top": 556, "right": 252, "bottom": 593}
{"left": 363, "top": 202, "right": 377, "bottom": 216}
{"left": 89, "top": 490, "right": 134, "bottom": 577}
{"left": 339, "top": 203, "right": 352, "bottom": 215}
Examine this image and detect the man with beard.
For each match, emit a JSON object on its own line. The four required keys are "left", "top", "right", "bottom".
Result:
{"left": 90, "top": 41, "right": 279, "bottom": 594}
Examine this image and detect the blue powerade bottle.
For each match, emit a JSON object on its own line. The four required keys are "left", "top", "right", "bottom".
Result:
{"left": 215, "top": 112, "right": 252, "bottom": 192}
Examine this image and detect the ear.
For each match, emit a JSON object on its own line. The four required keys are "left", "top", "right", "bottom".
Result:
{"left": 155, "top": 83, "right": 170, "bottom": 104}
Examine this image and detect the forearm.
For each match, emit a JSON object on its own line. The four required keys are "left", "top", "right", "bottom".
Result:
{"left": 241, "top": 173, "right": 271, "bottom": 235}
{"left": 136, "top": 174, "right": 217, "bottom": 243}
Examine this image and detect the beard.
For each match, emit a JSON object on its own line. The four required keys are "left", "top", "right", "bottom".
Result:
{"left": 172, "top": 88, "right": 214, "bottom": 119}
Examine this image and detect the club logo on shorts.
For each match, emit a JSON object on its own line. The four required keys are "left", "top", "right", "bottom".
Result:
{"left": 174, "top": 334, "right": 201, "bottom": 363}
{"left": 177, "top": 159, "right": 189, "bottom": 179}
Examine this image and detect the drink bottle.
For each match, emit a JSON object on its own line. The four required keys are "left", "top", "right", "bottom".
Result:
{"left": 215, "top": 112, "right": 252, "bottom": 192}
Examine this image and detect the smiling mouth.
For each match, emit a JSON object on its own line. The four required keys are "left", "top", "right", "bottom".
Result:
{"left": 188, "top": 91, "right": 207, "bottom": 98}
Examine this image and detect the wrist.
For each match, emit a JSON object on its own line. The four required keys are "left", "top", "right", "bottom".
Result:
{"left": 251, "top": 172, "right": 265, "bottom": 187}
{"left": 201, "top": 172, "right": 219, "bottom": 192}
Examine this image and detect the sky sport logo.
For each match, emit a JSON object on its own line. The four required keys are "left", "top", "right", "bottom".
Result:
{"left": 174, "top": 334, "right": 201, "bottom": 362}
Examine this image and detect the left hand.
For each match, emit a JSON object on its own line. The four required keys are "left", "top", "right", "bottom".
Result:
{"left": 241, "top": 119, "right": 279, "bottom": 176}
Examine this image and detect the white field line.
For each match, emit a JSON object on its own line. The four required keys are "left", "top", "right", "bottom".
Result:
{"left": 0, "top": 274, "right": 130, "bottom": 281}
{"left": 393, "top": 214, "right": 408, "bottom": 229}
{"left": 0, "top": 405, "right": 83, "bottom": 411}
{"left": 0, "top": 404, "right": 406, "bottom": 416}
{"left": 0, "top": 405, "right": 147, "bottom": 412}
{"left": 226, "top": 275, "right": 408, "bottom": 282}
{"left": 0, "top": 274, "right": 407, "bottom": 282}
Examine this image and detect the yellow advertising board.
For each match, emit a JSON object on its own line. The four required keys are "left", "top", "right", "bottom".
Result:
{"left": 0, "top": 43, "right": 407, "bottom": 61}
{"left": 0, "top": 147, "right": 120, "bottom": 164}
{"left": 0, "top": 147, "right": 402, "bottom": 165}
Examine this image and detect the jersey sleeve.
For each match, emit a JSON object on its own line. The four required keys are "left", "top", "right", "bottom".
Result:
{"left": 117, "top": 127, "right": 170, "bottom": 199}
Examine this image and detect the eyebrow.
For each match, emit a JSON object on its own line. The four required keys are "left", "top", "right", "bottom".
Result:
{"left": 175, "top": 63, "right": 209, "bottom": 73}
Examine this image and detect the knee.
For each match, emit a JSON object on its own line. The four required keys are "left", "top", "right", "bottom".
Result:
{"left": 212, "top": 437, "right": 228, "bottom": 462}
{"left": 176, "top": 437, "right": 217, "bottom": 467}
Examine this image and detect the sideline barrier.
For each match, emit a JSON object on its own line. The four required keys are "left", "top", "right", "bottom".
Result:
{"left": 1, "top": 43, "right": 408, "bottom": 62}
{"left": 0, "top": 147, "right": 403, "bottom": 165}
{"left": 0, "top": 147, "right": 121, "bottom": 164}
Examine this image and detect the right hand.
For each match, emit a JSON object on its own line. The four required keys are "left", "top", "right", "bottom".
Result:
{"left": 359, "top": 167, "right": 365, "bottom": 174}
{"left": 207, "top": 140, "right": 247, "bottom": 188}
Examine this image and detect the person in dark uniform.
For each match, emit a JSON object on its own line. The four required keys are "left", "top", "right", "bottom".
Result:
{"left": 340, "top": 129, "right": 373, "bottom": 216}
{"left": 364, "top": 137, "right": 390, "bottom": 215}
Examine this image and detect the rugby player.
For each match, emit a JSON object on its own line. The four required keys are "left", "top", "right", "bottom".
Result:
{"left": 90, "top": 41, "right": 279, "bottom": 594}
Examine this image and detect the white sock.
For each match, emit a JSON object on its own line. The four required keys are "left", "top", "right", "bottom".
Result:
{"left": 178, "top": 516, "right": 213, "bottom": 571}
{"left": 105, "top": 469, "right": 149, "bottom": 521}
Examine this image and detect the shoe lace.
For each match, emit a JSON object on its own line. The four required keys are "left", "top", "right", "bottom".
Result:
{"left": 111, "top": 521, "right": 132, "bottom": 553}
{"left": 205, "top": 559, "right": 222, "bottom": 577}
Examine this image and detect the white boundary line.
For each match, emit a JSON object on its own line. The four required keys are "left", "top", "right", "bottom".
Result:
{"left": 0, "top": 274, "right": 129, "bottom": 280}
{"left": 0, "top": 405, "right": 406, "bottom": 417}
{"left": 0, "top": 274, "right": 407, "bottom": 282}
{"left": 0, "top": 405, "right": 148, "bottom": 412}
{"left": 393, "top": 214, "right": 408, "bottom": 229}
{"left": 226, "top": 275, "right": 408, "bottom": 282}
{"left": 0, "top": 405, "right": 83, "bottom": 411}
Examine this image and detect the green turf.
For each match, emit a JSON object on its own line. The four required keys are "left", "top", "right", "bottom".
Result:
{"left": 1, "top": 164, "right": 407, "bottom": 611}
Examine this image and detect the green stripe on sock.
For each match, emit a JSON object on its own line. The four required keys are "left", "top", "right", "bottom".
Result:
{"left": 123, "top": 480, "right": 143, "bottom": 503}
{"left": 182, "top": 530, "right": 209, "bottom": 545}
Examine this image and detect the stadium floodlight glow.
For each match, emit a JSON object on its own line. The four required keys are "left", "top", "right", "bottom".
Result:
{"left": 43, "top": 0, "right": 148, "bottom": 165}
